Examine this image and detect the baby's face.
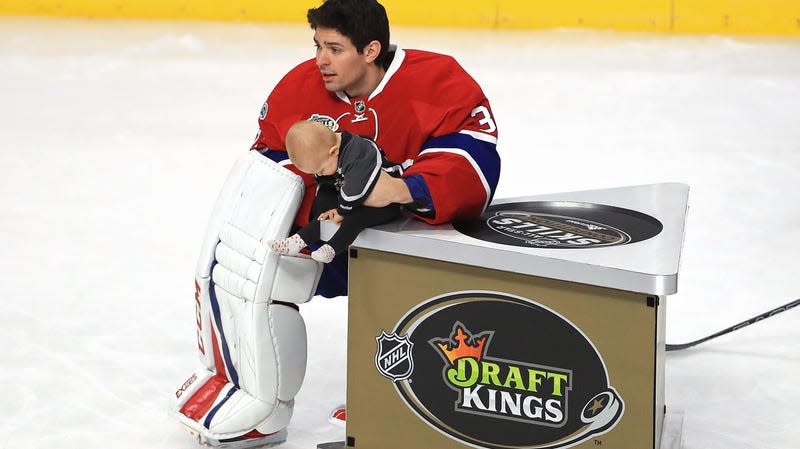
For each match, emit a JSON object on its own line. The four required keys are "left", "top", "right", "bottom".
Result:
{"left": 297, "top": 152, "right": 338, "bottom": 177}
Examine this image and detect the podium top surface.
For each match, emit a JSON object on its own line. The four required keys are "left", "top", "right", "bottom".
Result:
{"left": 351, "top": 183, "right": 689, "bottom": 295}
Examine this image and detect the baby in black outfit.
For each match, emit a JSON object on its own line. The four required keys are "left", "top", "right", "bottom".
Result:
{"left": 270, "top": 120, "right": 401, "bottom": 263}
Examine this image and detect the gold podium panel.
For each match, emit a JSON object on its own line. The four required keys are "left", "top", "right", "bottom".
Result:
{"left": 339, "top": 183, "right": 687, "bottom": 449}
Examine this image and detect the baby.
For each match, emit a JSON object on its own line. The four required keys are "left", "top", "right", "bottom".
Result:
{"left": 270, "top": 120, "right": 401, "bottom": 263}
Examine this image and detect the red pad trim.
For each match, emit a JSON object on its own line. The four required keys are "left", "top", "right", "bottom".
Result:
{"left": 180, "top": 315, "right": 233, "bottom": 422}
{"left": 332, "top": 408, "right": 347, "bottom": 421}
{"left": 241, "top": 429, "right": 269, "bottom": 439}
{"left": 179, "top": 375, "right": 228, "bottom": 421}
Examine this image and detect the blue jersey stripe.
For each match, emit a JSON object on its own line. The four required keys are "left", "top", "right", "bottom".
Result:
{"left": 421, "top": 133, "right": 501, "bottom": 204}
{"left": 259, "top": 149, "right": 289, "bottom": 165}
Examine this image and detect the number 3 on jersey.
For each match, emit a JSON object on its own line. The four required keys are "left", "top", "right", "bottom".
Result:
{"left": 471, "top": 105, "right": 497, "bottom": 133}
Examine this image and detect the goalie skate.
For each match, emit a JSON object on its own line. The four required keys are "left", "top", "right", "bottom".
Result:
{"left": 182, "top": 423, "right": 288, "bottom": 449}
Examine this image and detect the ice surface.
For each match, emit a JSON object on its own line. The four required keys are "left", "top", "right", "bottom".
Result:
{"left": 1, "top": 17, "right": 798, "bottom": 449}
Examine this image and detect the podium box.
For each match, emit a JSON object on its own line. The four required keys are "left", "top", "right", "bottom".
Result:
{"left": 342, "top": 183, "right": 688, "bottom": 449}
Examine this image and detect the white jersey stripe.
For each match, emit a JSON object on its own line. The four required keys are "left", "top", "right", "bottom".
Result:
{"left": 458, "top": 129, "right": 498, "bottom": 145}
{"left": 418, "top": 147, "right": 491, "bottom": 211}
{"left": 369, "top": 46, "right": 406, "bottom": 101}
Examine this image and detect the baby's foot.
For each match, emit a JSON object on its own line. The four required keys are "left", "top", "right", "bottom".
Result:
{"left": 311, "top": 244, "right": 336, "bottom": 263}
{"left": 270, "top": 234, "right": 306, "bottom": 255}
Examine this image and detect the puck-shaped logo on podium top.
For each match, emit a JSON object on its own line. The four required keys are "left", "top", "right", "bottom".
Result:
{"left": 376, "top": 291, "right": 624, "bottom": 449}
{"left": 453, "top": 201, "right": 662, "bottom": 249}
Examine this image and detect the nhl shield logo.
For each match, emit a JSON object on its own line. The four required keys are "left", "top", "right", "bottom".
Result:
{"left": 375, "top": 331, "right": 414, "bottom": 381}
{"left": 354, "top": 100, "right": 366, "bottom": 114}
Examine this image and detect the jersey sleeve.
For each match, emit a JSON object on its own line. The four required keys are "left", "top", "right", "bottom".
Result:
{"left": 399, "top": 53, "right": 501, "bottom": 225}
{"left": 404, "top": 128, "right": 500, "bottom": 224}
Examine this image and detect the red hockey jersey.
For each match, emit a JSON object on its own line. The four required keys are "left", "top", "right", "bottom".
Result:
{"left": 251, "top": 47, "right": 500, "bottom": 226}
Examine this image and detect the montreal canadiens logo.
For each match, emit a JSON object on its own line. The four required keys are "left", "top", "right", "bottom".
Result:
{"left": 376, "top": 291, "right": 624, "bottom": 449}
{"left": 454, "top": 201, "right": 663, "bottom": 249}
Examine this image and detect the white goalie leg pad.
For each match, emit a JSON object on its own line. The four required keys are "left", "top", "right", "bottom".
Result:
{"left": 173, "top": 152, "right": 323, "bottom": 444}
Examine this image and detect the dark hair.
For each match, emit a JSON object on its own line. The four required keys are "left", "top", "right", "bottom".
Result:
{"left": 307, "top": 0, "right": 390, "bottom": 67}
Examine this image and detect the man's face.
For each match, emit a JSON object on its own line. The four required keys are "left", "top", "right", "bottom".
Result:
{"left": 313, "top": 27, "right": 370, "bottom": 96}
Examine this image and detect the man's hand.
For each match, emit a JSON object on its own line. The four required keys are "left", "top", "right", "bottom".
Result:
{"left": 363, "top": 171, "right": 413, "bottom": 207}
{"left": 318, "top": 208, "right": 344, "bottom": 224}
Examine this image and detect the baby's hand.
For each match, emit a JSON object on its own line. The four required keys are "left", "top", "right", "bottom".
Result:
{"left": 318, "top": 209, "right": 344, "bottom": 224}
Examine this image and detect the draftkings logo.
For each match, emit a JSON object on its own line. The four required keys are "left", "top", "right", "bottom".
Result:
{"left": 431, "top": 322, "right": 571, "bottom": 426}
{"left": 375, "top": 291, "right": 625, "bottom": 449}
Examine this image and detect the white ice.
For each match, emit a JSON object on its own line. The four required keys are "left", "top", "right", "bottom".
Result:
{"left": 1, "top": 16, "right": 798, "bottom": 449}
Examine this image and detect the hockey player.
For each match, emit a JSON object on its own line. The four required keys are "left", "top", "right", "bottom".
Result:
{"left": 269, "top": 120, "right": 402, "bottom": 263}
{"left": 173, "top": 0, "right": 500, "bottom": 446}
{"left": 255, "top": 0, "right": 501, "bottom": 297}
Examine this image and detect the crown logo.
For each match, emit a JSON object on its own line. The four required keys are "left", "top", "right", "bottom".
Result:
{"left": 432, "top": 322, "right": 491, "bottom": 365}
